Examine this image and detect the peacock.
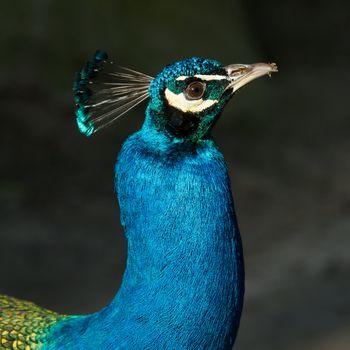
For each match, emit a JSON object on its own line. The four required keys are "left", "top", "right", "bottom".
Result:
{"left": 0, "top": 51, "right": 277, "bottom": 350}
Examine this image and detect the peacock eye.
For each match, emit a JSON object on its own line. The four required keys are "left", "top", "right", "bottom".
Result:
{"left": 184, "top": 81, "right": 206, "bottom": 100}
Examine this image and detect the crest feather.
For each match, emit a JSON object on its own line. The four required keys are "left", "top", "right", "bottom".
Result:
{"left": 73, "top": 51, "right": 153, "bottom": 136}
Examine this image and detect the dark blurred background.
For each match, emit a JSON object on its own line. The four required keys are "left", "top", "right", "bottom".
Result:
{"left": 1, "top": 1, "right": 349, "bottom": 349}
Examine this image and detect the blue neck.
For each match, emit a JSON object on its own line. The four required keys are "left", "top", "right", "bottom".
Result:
{"left": 45, "top": 117, "right": 244, "bottom": 350}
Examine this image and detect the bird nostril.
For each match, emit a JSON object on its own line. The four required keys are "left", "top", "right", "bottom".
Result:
{"left": 234, "top": 67, "right": 247, "bottom": 75}
{"left": 226, "top": 64, "right": 250, "bottom": 78}
{"left": 226, "top": 63, "right": 278, "bottom": 79}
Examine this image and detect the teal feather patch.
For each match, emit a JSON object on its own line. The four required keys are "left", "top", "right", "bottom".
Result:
{"left": 73, "top": 50, "right": 109, "bottom": 136}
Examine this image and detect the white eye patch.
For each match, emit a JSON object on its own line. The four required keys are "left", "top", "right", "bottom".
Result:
{"left": 165, "top": 88, "right": 218, "bottom": 113}
{"left": 176, "top": 74, "right": 229, "bottom": 82}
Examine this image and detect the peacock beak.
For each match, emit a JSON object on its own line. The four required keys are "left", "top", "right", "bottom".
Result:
{"left": 225, "top": 62, "right": 278, "bottom": 93}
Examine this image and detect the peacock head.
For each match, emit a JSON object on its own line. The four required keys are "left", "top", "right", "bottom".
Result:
{"left": 147, "top": 57, "right": 277, "bottom": 141}
{"left": 73, "top": 51, "right": 277, "bottom": 141}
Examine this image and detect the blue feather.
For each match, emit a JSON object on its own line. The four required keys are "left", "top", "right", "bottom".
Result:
{"left": 42, "top": 55, "right": 280, "bottom": 349}
{"left": 3, "top": 52, "right": 277, "bottom": 349}
{"left": 73, "top": 50, "right": 109, "bottom": 136}
{"left": 44, "top": 122, "right": 244, "bottom": 349}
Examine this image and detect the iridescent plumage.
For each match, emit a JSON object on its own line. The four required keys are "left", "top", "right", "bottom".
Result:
{"left": 0, "top": 295, "right": 66, "bottom": 350}
{"left": 2, "top": 52, "right": 277, "bottom": 350}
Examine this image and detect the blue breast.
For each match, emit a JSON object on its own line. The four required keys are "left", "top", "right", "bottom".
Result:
{"left": 44, "top": 117, "right": 244, "bottom": 350}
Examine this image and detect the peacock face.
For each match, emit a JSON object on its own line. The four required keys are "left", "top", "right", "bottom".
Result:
{"left": 149, "top": 58, "right": 228, "bottom": 111}
{"left": 147, "top": 57, "right": 277, "bottom": 141}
